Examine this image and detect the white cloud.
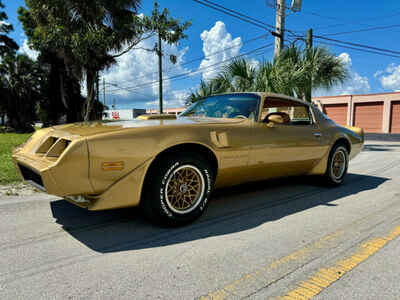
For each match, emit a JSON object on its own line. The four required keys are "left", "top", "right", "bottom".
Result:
{"left": 18, "top": 39, "right": 39, "bottom": 60}
{"left": 314, "top": 52, "right": 370, "bottom": 96}
{"left": 102, "top": 35, "right": 190, "bottom": 109}
{"left": 338, "top": 52, "right": 351, "bottom": 66}
{"left": 145, "top": 89, "right": 190, "bottom": 108}
{"left": 198, "top": 21, "right": 242, "bottom": 81}
{"left": 375, "top": 63, "right": 400, "bottom": 91}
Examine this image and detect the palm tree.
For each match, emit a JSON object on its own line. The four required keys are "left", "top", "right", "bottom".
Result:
{"left": 188, "top": 45, "right": 348, "bottom": 104}
{"left": 273, "top": 45, "right": 348, "bottom": 101}
{"left": 187, "top": 80, "right": 218, "bottom": 104}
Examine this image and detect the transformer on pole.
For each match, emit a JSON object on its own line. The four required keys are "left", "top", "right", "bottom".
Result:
{"left": 290, "top": 0, "right": 302, "bottom": 12}
{"left": 269, "top": 0, "right": 303, "bottom": 58}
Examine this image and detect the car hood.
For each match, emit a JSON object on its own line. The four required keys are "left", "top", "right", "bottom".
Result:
{"left": 51, "top": 117, "right": 245, "bottom": 137}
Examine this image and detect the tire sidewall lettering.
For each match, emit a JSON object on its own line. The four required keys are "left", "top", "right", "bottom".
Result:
{"left": 159, "top": 161, "right": 180, "bottom": 217}
{"left": 158, "top": 160, "right": 212, "bottom": 218}
{"left": 200, "top": 168, "right": 212, "bottom": 211}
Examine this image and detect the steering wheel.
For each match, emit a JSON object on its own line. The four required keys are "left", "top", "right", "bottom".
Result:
{"left": 233, "top": 115, "right": 248, "bottom": 119}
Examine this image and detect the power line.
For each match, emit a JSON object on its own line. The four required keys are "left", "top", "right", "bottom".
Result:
{"left": 106, "top": 33, "right": 269, "bottom": 86}
{"left": 300, "top": 9, "right": 400, "bottom": 31}
{"left": 108, "top": 44, "right": 272, "bottom": 93}
{"left": 107, "top": 44, "right": 273, "bottom": 93}
{"left": 108, "top": 35, "right": 400, "bottom": 94}
{"left": 315, "top": 41, "right": 400, "bottom": 59}
{"left": 192, "top": 1, "right": 400, "bottom": 61}
{"left": 107, "top": 2, "right": 400, "bottom": 96}
{"left": 314, "top": 35, "right": 400, "bottom": 56}
{"left": 285, "top": 30, "right": 400, "bottom": 59}
{"left": 106, "top": 0, "right": 295, "bottom": 93}
{"left": 193, "top": 0, "right": 273, "bottom": 32}
{"left": 105, "top": 82, "right": 152, "bottom": 97}
{"left": 272, "top": 7, "right": 400, "bottom": 33}
{"left": 303, "top": 9, "right": 400, "bottom": 24}
{"left": 107, "top": 46, "right": 272, "bottom": 98}
{"left": 193, "top": 0, "right": 300, "bottom": 42}
{"left": 198, "top": 0, "right": 275, "bottom": 30}
{"left": 320, "top": 24, "right": 400, "bottom": 37}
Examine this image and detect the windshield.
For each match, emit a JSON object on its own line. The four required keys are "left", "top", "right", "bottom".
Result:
{"left": 180, "top": 94, "right": 260, "bottom": 119}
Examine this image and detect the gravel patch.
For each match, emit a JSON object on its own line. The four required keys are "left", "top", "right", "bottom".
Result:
{"left": 0, "top": 182, "right": 43, "bottom": 197}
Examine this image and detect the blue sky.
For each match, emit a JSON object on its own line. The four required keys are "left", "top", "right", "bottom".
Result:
{"left": 4, "top": 0, "right": 400, "bottom": 109}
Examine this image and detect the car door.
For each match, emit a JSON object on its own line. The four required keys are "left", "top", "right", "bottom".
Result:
{"left": 247, "top": 98, "right": 327, "bottom": 182}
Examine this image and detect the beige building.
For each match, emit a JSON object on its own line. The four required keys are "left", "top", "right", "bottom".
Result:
{"left": 313, "top": 92, "right": 400, "bottom": 133}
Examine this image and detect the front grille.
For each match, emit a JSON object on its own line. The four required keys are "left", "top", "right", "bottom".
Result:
{"left": 18, "top": 164, "right": 44, "bottom": 190}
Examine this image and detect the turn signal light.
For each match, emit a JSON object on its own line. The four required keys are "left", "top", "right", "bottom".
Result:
{"left": 102, "top": 161, "right": 124, "bottom": 171}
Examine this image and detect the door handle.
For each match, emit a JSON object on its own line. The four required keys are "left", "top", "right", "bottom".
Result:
{"left": 313, "top": 132, "right": 322, "bottom": 138}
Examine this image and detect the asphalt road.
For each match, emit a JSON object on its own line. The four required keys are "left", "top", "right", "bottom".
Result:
{"left": 0, "top": 140, "right": 399, "bottom": 300}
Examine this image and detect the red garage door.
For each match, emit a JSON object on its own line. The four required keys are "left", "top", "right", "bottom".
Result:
{"left": 354, "top": 102, "right": 383, "bottom": 133}
{"left": 324, "top": 104, "right": 348, "bottom": 126}
{"left": 391, "top": 101, "right": 400, "bottom": 133}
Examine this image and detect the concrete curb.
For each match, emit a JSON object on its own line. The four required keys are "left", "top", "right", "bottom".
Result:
{"left": 365, "top": 133, "right": 400, "bottom": 142}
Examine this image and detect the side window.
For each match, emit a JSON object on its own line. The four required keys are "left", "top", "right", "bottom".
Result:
{"left": 262, "top": 98, "right": 313, "bottom": 125}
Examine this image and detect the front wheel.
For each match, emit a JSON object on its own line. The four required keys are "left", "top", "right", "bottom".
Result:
{"left": 324, "top": 144, "right": 349, "bottom": 186}
{"left": 142, "top": 153, "right": 214, "bottom": 226}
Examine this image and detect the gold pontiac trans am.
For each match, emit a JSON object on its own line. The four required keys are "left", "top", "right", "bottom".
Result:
{"left": 13, "top": 93, "right": 364, "bottom": 226}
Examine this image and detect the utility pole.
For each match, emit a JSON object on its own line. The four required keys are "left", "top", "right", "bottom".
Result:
{"left": 306, "top": 28, "right": 313, "bottom": 49}
{"left": 95, "top": 72, "right": 99, "bottom": 103}
{"left": 274, "top": 0, "right": 286, "bottom": 58}
{"left": 103, "top": 77, "right": 106, "bottom": 106}
{"left": 305, "top": 28, "right": 313, "bottom": 102}
{"left": 157, "top": 33, "right": 163, "bottom": 114}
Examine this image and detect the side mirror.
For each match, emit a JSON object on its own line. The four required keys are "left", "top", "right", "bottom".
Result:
{"left": 267, "top": 114, "right": 285, "bottom": 125}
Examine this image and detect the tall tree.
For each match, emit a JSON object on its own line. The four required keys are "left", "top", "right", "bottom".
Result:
{"left": 19, "top": 0, "right": 190, "bottom": 121}
{"left": 0, "top": 54, "right": 46, "bottom": 132}
{"left": 0, "top": 0, "right": 18, "bottom": 58}
{"left": 0, "top": 0, "right": 18, "bottom": 125}
{"left": 19, "top": 0, "right": 144, "bottom": 121}
{"left": 18, "top": 5, "right": 84, "bottom": 124}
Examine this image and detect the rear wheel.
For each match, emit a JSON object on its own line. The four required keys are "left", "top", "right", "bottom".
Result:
{"left": 142, "top": 153, "right": 214, "bottom": 226}
{"left": 324, "top": 143, "right": 349, "bottom": 186}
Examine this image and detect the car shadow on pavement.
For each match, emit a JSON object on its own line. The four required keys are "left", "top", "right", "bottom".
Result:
{"left": 50, "top": 173, "right": 388, "bottom": 253}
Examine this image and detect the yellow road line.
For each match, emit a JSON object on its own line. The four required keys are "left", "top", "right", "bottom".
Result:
{"left": 196, "top": 230, "right": 343, "bottom": 300}
{"left": 278, "top": 225, "right": 400, "bottom": 300}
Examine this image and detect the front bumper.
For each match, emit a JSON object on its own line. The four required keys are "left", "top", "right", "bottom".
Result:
{"left": 13, "top": 128, "right": 153, "bottom": 211}
{"left": 13, "top": 153, "right": 59, "bottom": 195}
{"left": 17, "top": 163, "right": 46, "bottom": 192}
{"left": 12, "top": 129, "right": 93, "bottom": 197}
